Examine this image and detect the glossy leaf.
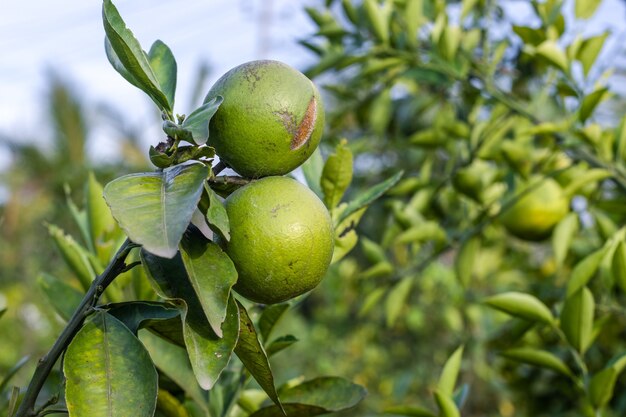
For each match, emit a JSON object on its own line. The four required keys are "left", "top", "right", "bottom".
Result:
{"left": 500, "top": 348, "right": 573, "bottom": 377}
{"left": 566, "top": 248, "right": 605, "bottom": 297}
{"left": 64, "top": 311, "right": 158, "bottom": 417}
{"left": 552, "top": 213, "right": 578, "bottom": 268}
{"left": 589, "top": 353, "right": 626, "bottom": 408}
{"left": 335, "top": 170, "right": 403, "bottom": 226}
{"left": 102, "top": 0, "right": 171, "bottom": 111}
{"left": 249, "top": 377, "right": 366, "bottom": 417}
{"left": 140, "top": 330, "right": 208, "bottom": 410}
{"left": 202, "top": 183, "right": 230, "bottom": 241}
{"left": 259, "top": 303, "right": 290, "bottom": 343}
{"left": 437, "top": 346, "right": 464, "bottom": 397}
{"left": 321, "top": 140, "right": 353, "bottom": 208}
{"left": 48, "top": 224, "right": 96, "bottom": 290}
{"left": 385, "top": 277, "right": 414, "bottom": 327}
{"left": 234, "top": 301, "right": 284, "bottom": 412}
{"left": 105, "top": 301, "right": 180, "bottom": 334}
{"left": 148, "top": 40, "right": 177, "bottom": 110}
{"left": 179, "top": 227, "right": 238, "bottom": 337}
{"left": 182, "top": 96, "right": 223, "bottom": 145}
{"left": 104, "top": 162, "right": 207, "bottom": 258}
{"left": 301, "top": 147, "right": 325, "bottom": 198}
{"left": 266, "top": 335, "right": 299, "bottom": 357}
{"left": 141, "top": 251, "right": 239, "bottom": 389}
{"left": 483, "top": 292, "right": 554, "bottom": 325}
{"left": 612, "top": 240, "right": 626, "bottom": 292}
{"left": 575, "top": 0, "right": 602, "bottom": 19}
{"left": 37, "top": 273, "right": 83, "bottom": 322}
{"left": 433, "top": 390, "right": 460, "bottom": 417}
{"left": 560, "top": 287, "right": 594, "bottom": 353}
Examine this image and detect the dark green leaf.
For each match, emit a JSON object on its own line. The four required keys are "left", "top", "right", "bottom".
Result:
{"left": 259, "top": 303, "right": 290, "bottom": 343}
{"left": 250, "top": 377, "right": 366, "bottom": 417}
{"left": 234, "top": 301, "right": 284, "bottom": 413}
{"left": 500, "top": 348, "right": 573, "bottom": 377}
{"left": 202, "top": 184, "right": 230, "bottom": 241}
{"left": 140, "top": 330, "right": 208, "bottom": 410}
{"left": 102, "top": 0, "right": 171, "bottom": 111}
{"left": 141, "top": 251, "right": 239, "bottom": 389}
{"left": 37, "top": 273, "right": 83, "bottom": 321}
{"left": 182, "top": 96, "right": 223, "bottom": 145}
{"left": 335, "top": 170, "right": 403, "bottom": 226}
{"left": 180, "top": 227, "right": 238, "bottom": 337}
{"left": 104, "top": 162, "right": 208, "bottom": 258}
{"left": 579, "top": 87, "right": 609, "bottom": 123}
{"left": 266, "top": 335, "right": 299, "bottom": 357}
{"left": 105, "top": 301, "right": 180, "bottom": 334}
{"left": 612, "top": 241, "right": 626, "bottom": 292}
{"left": 560, "top": 287, "right": 594, "bottom": 353}
{"left": 64, "top": 311, "right": 158, "bottom": 417}
{"left": 148, "top": 40, "right": 177, "bottom": 110}
{"left": 483, "top": 292, "right": 554, "bottom": 325}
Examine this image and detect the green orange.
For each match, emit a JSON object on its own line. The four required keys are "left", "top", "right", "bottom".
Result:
{"left": 500, "top": 177, "right": 570, "bottom": 241}
{"left": 204, "top": 60, "right": 325, "bottom": 178}
{"left": 224, "top": 176, "right": 334, "bottom": 304}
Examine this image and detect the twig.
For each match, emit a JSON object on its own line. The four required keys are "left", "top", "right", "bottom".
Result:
{"left": 14, "top": 239, "right": 135, "bottom": 417}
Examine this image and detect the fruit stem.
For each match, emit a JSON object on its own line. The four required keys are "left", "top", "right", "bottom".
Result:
{"left": 13, "top": 239, "right": 136, "bottom": 417}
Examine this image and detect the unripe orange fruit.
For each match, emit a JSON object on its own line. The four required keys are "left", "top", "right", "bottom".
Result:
{"left": 224, "top": 176, "right": 334, "bottom": 304}
{"left": 205, "top": 60, "right": 324, "bottom": 178}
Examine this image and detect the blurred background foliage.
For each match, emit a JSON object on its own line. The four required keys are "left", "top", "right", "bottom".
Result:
{"left": 3, "top": 0, "right": 626, "bottom": 416}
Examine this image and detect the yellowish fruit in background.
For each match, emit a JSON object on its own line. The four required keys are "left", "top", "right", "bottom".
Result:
{"left": 224, "top": 176, "right": 334, "bottom": 304}
{"left": 204, "top": 60, "right": 325, "bottom": 178}
{"left": 500, "top": 177, "right": 570, "bottom": 241}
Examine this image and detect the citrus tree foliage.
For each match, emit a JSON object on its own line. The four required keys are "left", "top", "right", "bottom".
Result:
{"left": 0, "top": 1, "right": 415, "bottom": 416}
{"left": 299, "top": 0, "right": 626, "bottom": 415}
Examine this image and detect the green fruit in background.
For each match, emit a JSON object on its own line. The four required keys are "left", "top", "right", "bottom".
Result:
{"left": 500, "top": 177, "right": 570, "bottom": 241}
{"left": 204, "top": 60, "right": 325, "bottom": 178}
{"left": 224, "top": 176, "right": 334, "bottom": 304}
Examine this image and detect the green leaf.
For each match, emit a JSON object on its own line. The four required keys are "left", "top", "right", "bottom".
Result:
{"left": 383, "top": 405, "right": 437, "bottom": 416}
{"left": 64, "top": 311, "right": 158, "bottom": 417}
{"left": 102, "top": 0, "right": 171, "bottom": 112}
{"left": 156, "top": 389, "right": 191, "bottom": 417}
{"left": 437, "top": 346, "right": 464, "bottom": 397}
{"left": 335, "top": 170, "right": 403, "bottom": 226}
{"left": 361, "top": 237, "right": 388, "bottom": 264}
{"left": 385, "top": 277, "right": 414, "bottom": 327}
{"left": 332, "top": 205, "right": 366, "bottom": 264}
{"left": 579, "top": 87, "right": 609, "bottom": 123}
{"left": 182, "top": 96, "right": 223, "bottom": 145}
{"left": 202, "top": 184, "right": 230, "bottom": 241}
{"left": 179, "top": 227, "right": 238, "bottom": 337}
{"left": 589, "top": 353, "right": 626, "bottom": 408}
{"left": 321, "top": 140, "right": 353, "bottom": 208}
{"left": 363, "top": 0, "right": 390, "bottom": 44}
{"left": 104, "top": 162, "right": 208, "bottom": 258}
{"left": 359, "top": 287, "right": 386, "bottom": 317}
{"left": 461, "top": 0, "right": 478, "bottom": 18}
{"left": 566, "top": 248, "right": 605, "bottom": 296}
{"left": 560, "top": 287, "right": 595, "bottom": 353}
{"left": 259, "top": 303, "right": 290, "bottom": 343}
{"left": 0, "top": 356, "right": 29, "bottom": 394}
{"left": 37, "top": 273, "right": 83, "bottom": 322}
{"left": 249, "top": 377, "right": 366, "bottom": 417}
{"left": 148, "top": 40, "right": 177, "bottom": 110}
{"left": 139, "top": 330, "right": 208, "bottom": 410}
{"left": 301, "top": 147, "right": 325, "bottom": 198}
{"left": 105, "top": 301, "right": 180, "bottom": 335}
{"left": 483, "top": 292, "right": 554, "bottom": 325}
{"left": 234, "top": 301, "right": 284, "bottom": 413}
{"left": 86, "top": 173, "right": 120, "bottom": 262}
{"left": 47, "top": 224, "right": 96, "bottom": 290}
{"left": 552, "top": 212, "right": 578, "bottom": 269}
{"left": 141, "top": 251, "right": 239, "bottom": 389}
{"left": 455, "top": 236, "right": 480, "bottom": 287}
{"left": 433, "top": 390, "right": 460, "bottom": 417}
{"left": 500, "top": 348, "right": 573, "bottom": 377}
{"left": 577, "top": 32, "right": 609, "bottom": 76}
{"left": 266, "top": 335, "right": 299, "bottom": 357}
{"left": 612, "top": 240, "right": 626, "bottom": 292}
{"left": 575, "top": 0, "right": 602, "bottom": 19}
{"left": 536, "top": 40, "right": 569, "bottom": 73}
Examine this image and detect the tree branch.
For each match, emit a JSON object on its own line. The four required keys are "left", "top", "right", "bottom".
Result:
{"left": 14, "top": 239, "right": 135, "bottom": 417}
